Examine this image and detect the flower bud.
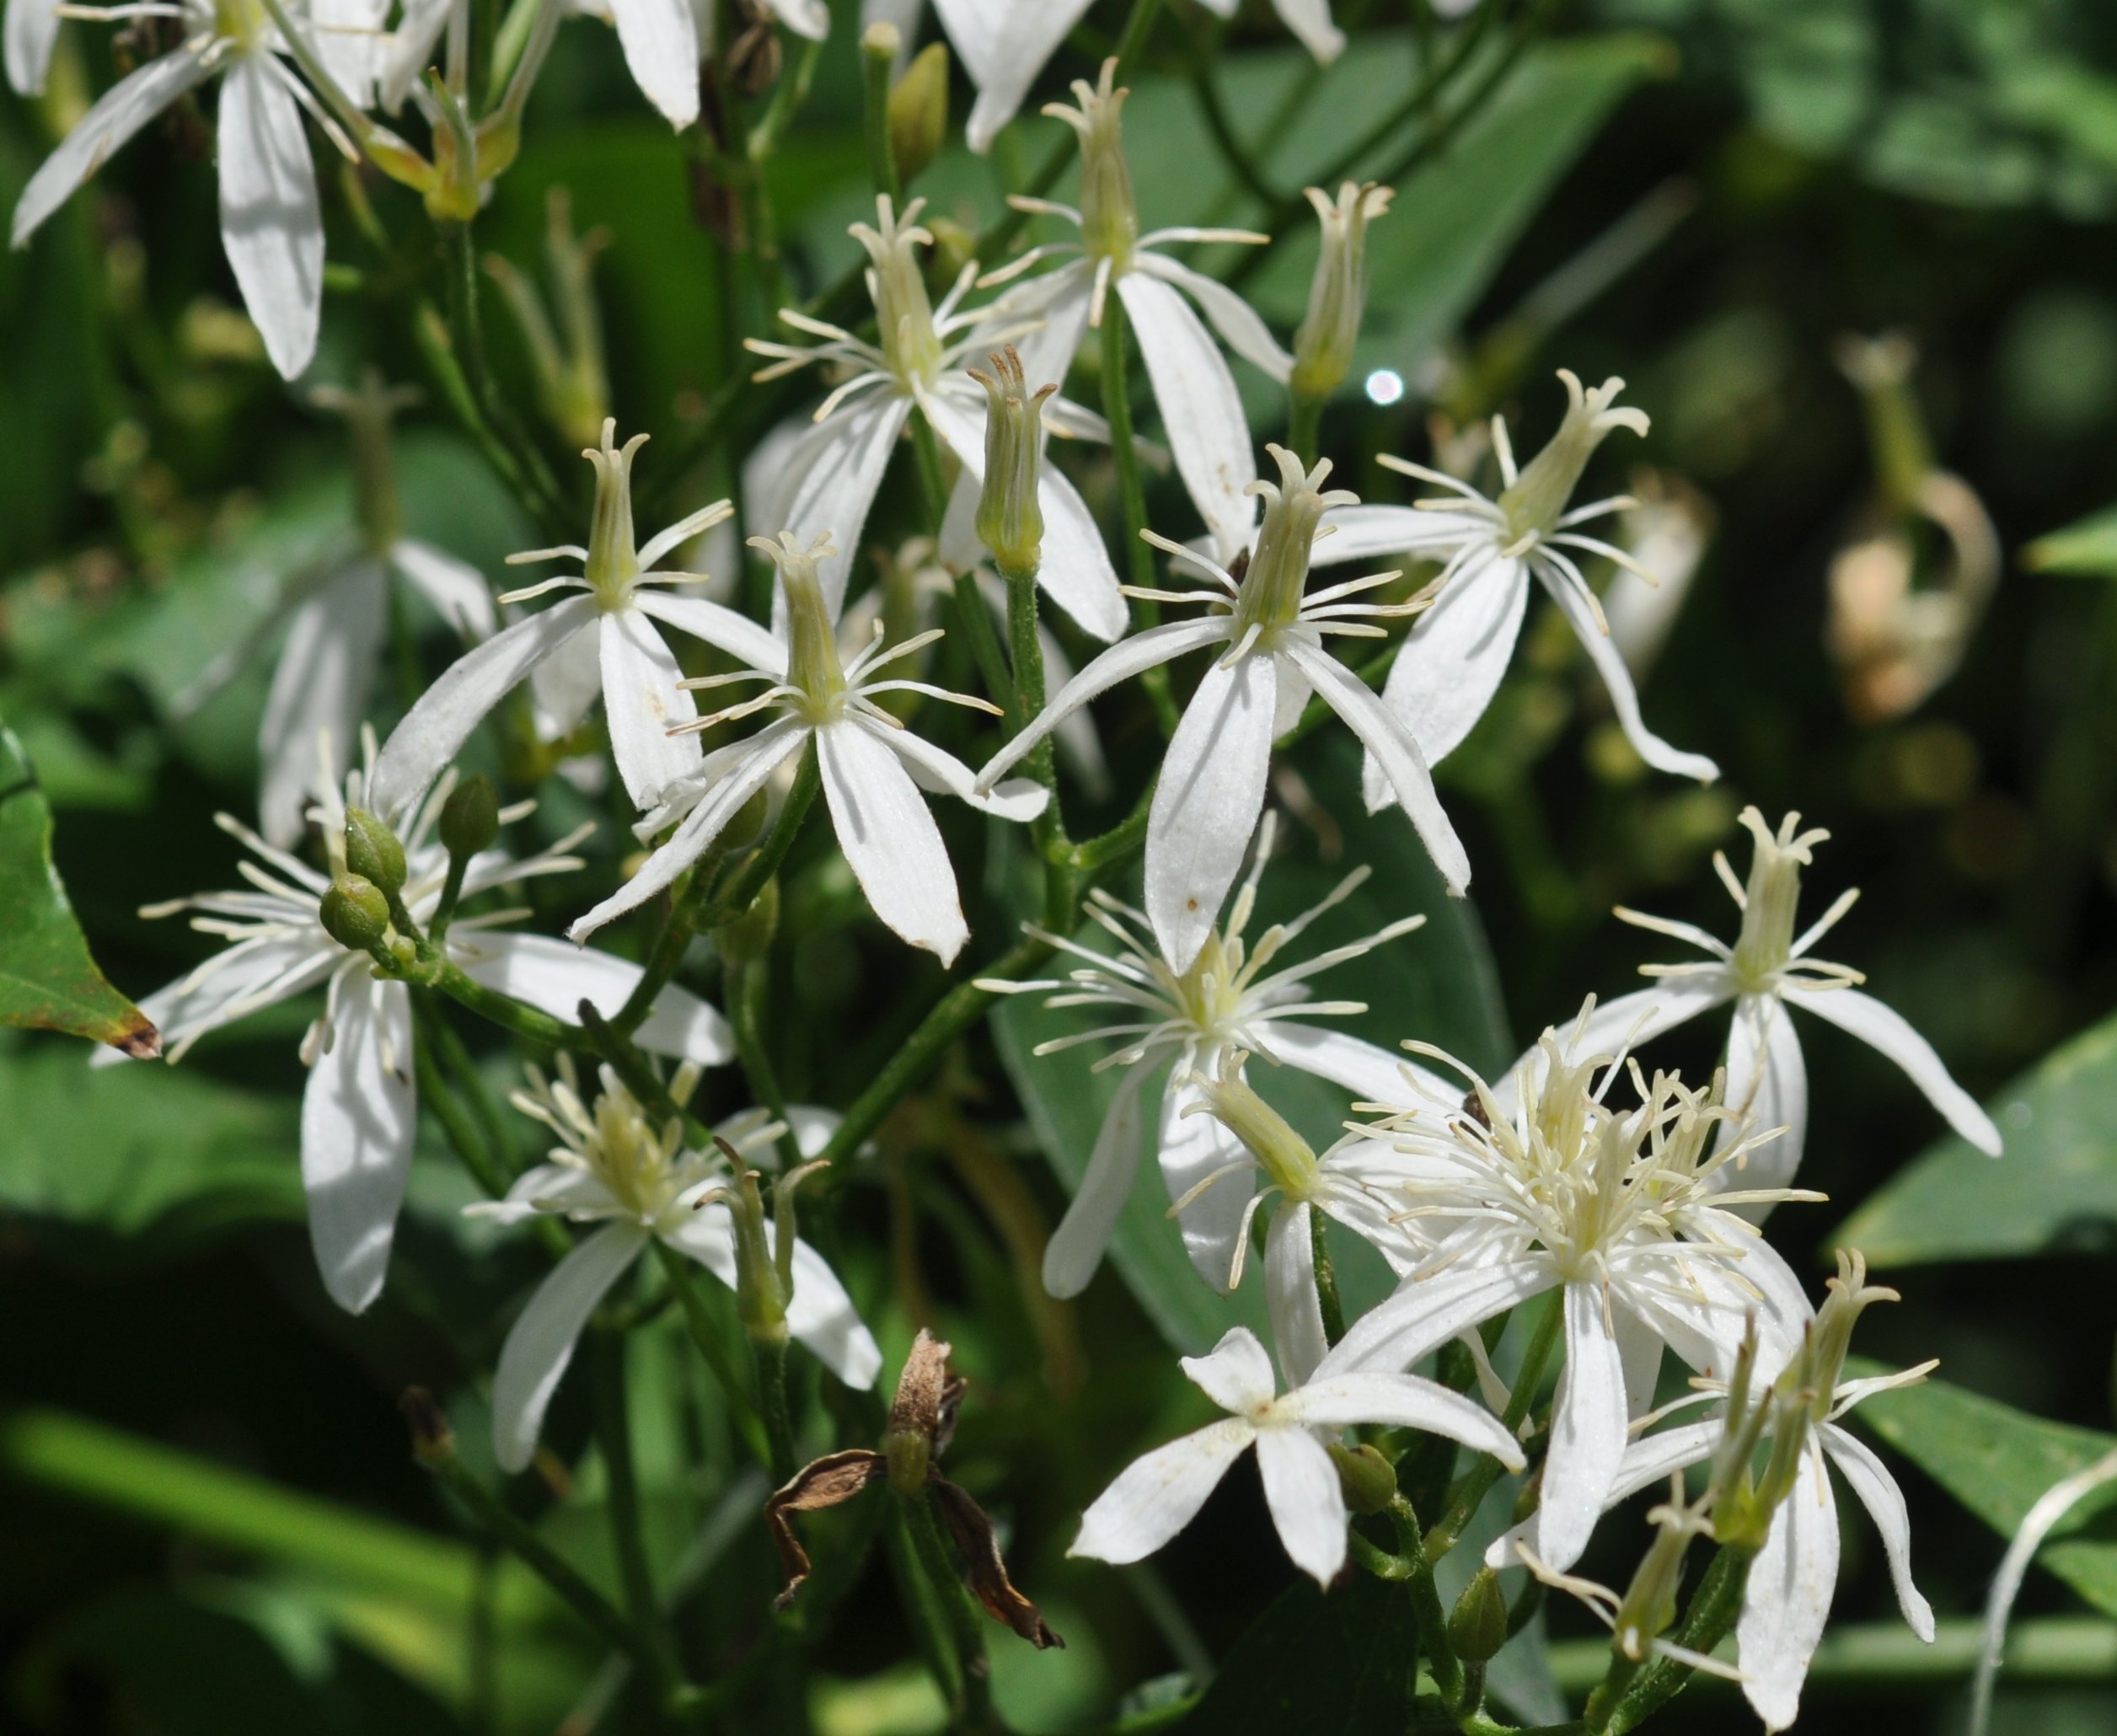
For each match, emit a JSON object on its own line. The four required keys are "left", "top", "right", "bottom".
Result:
{"left": 1187, "top": 1049, "right": 1319, "bottom": 1202}
{"left": 726, "top": 1165, "right": 789, "bottom": 1348}
{"left": 888, "top": 43, "right": 950, "bottom": 185}
{"left": 344, "top": 807, "right": 407, "bottom": 894}
{"left": 319, "top": 875, "right": 392, "bottom": 951}
{"left": 1326, "top": 1441, "right": 1396, "bottom": 1515}
{"left": 1291, "top": 182, "right": 1391, "bottom": 403}
{"left": 1447, "top": 1567, "right": 1509, "bottom": 1664}
{"left": 440, "top": 774, "right": 500, "bottom": 860}
{"left": 969, "top": 347, "right": 1053, "bottom": 576}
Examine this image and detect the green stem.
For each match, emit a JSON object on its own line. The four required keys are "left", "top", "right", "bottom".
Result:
{"left": 906, "top": 1490, "right": 997, "bottom": 1731}
{"left": 1096, "top": 297, "right": 1179, "bottom": 737}
{"left": 1596, "top": 1544, "right": 1756, "bottom": 1734}
{"left": 588, "top": 1332, "right": 678, "bottom": 1695}
{"left": 951, "top": 571, "right": 1021, "bottom": 722}
{"left": 728, "top": 956, "right": 801, "bottom": 1173}
{"left": 651, "top": 1241, "right": 774, "bottom": 1469}
{"left": 432, "top": 1011, "right": 514, "bottom": 1176}
{"left": 1287, "top": 389, "right": 1326, "bottom": 463}
{"left": 862, "top": 35, "right": 901, "bottom": 204}
{"left": 436, "top": 221, "right": 565, "bottom": 531}
{"left": 1425, "top": 1293, "right": 1562, "bottom": 1561}
{"left": 1310, "top": 1207, "right": 1346, "bottom": 1346}
{"left": 1390, "top": 1494, "right": 1461, "bottom": 1707}
{"left": 753, "top": 1335, "right": 798, "bottom": 1484}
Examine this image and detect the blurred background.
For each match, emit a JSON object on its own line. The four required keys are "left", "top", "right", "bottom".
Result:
{"left": 6, "top": 1, "right": 2117, "bottom": 1733}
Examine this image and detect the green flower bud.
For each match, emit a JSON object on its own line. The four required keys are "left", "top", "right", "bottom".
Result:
{"left": 1447, "top": 1567, "right": 1509, "bottom": 1664}
{"left": 344, "top": 807, "right": 407, "bottom": 894}
{"left": 439, "top": 774, "right": 500, "bottom": 860}
{"left": 1189, "top": 1048, "right": 1319, "bottom": 1202}
{"left": 727, "top": 1166, "right": 789, "bottom": 1348}
{"left": 969, "top": 346, "right": 1053, "bottom": 577}
{"left": 888, "top": 42, "right": 950, "bottom": 185}
{"left": 1291, "top": 182, "right": 1392, "bottom": 403}
{"left": 1326, "top": 1441, "right": 1396, "bottom": 1516}
{"left": 319, "top": 875, "right": 392, "bottom": 951}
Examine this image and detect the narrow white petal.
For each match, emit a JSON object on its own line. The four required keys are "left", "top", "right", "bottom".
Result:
{"left": 1182, "top": 1324, "right": 1279, "bottom": 1413}
{"left": 1792, "top": 984, "right": 2002, "bottom": 1156}
{"left": 451, "top": 932, "right": 734, "bottom": 1064}
{"left": 1160, "top": 1073, "right": 1257, "bottom": 1292}
{"left": 1271, "top": 0, "right": 1346, "bottom": 62}
{"left": 1043, "top": 1064, "right": 1150, "bottom": 1299}
{"left": 1310, "top": 504, "right": 1491, "bottom": 566}
{"left": 1717, "top": 991, "right": 1809, "bottom": 1204}
{"left": 762, "top": 0, "right": 828, "bottom": 38}
{"left": 634, "top": 587, "right": 787, "bottom": 676}
{"left": 13, "top": 50, "right": 209, "bottom": 246}
{"left": 606, "top": 0, "right": 700, "bottom": 127}
{"left": 935, "top": 0, "right": 1095, "bottom": 153}
{"left": 1486, "top": 1417, "right": 1721, "bottom": 1571}
{"left": 760, "top": 394, "right": 911, "bottom": 621}
{"left": 370, "top": 596, "right": 599, "bottom": 823}
{"left": 6, "top": 0, "right": 60, "bottom": 97}
{"left": 817, "top": 719, "right": 968, "bottom": 964}
{"left": 1538, "top": 563, "right": 1718, "bottom": 782}
{"left": 393, "top": 539, "right": 497, "bottom": 639}
{"left": 600, "top": 607, "right": 703, "bottom": 809}
{"left": 1071, "top": 1417, "right": 1255, "bottom": 1562}
{"left": 1737, "top": 1444, "right": 1841, "bottom": 1733}
{"left": 528, "top": 615, "right": 603, "bottom": 737}
{"left": 1318, "top": 1259, "right": 1552, "bottom": 1377}
{"left": 1370, "top": 559, "right": 1529, "bottom": 773}
{"left": 1134, "top": 254, "right": 1292, "bottom": 386}
{"left": 1284, "top": 1373, "right": 1524, "bottom": 1469}
{"left": 469, "top": 1160, "right": 614, "bottom": 1224}
{"left": 1255, "top": 1424, "right": 1348, "bottom": 1584}
{"left": 1000, "top": 270, "right": 1094, "bottom": 409}
{"left": 1499, "top": 979, "right": 1734, "bottom": 1113}
{"left": 1819, "top": 1423, "right": 1934, "bottom": 1640}
{"left": 1612, "top": 1295, "right": 1664, "bottom": 1420}
{"left": 1117, "top": 272, "right": 1257, "bottom": 565}
{"left": 217, "top": 54, "right": 324, "bottom": 381}
{"left": 871, "top": 718, "right": 1048, "bottom": 822}
{"left": 1266, "top": 1203, "right": 1329, "bottom": 1388}
{"left": 783, "top": 1235, "right": 884, "bottom": 1387}
{"left": 1147, "top": 651, "right": 1276, "bottom": 974}
{"left": 300, "top": 982, "right": 416, "bottom": 1313}
{"left": 491, "top": 1223, "right": 648, "bottom": 1471}
{"left": 1530, "top": 1281, "right": 1632, "bottom": 1571}
{"left": 259, "top": 569, "right": 385, "bottom": 847}
{"left": 1267, "top": 1021, "right": 1436, "bottom": 1108}
{"left": 99, "top": 940, "right": 335, "bottom": 1066}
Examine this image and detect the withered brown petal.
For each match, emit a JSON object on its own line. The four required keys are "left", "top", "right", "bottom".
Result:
{"left": 888, "top": 1329, "right": 954, "bottom": 1444}
{"left": 930, "top": 1478, "right": 1064, "bottom": 1651}
{"left": 764, "top": 1449, "right": 886, "bottom": 1610}
{"left": 933, "top": 1374, "right": 967, "bottom": 1458}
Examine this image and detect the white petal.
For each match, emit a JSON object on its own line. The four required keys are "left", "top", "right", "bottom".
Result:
{"left": 1071, "top": 1417, "right": 1255, "bottom": 1563}
{"left": 1791, "top": 984, "right": 2002, "bottom": 1156}
{"left": 871, "top": 717, "right": 1047, "bottom": 822}
{"left": 1738, "top": 1443, "right": 1840, "bottom": 1733}
{"left": 1282, "top": 639, "right": 1470, "bottom": 894}
{"left": 1485, "top": 1417, "right": 1720, "bottom": 1572}
{"left": 1499, "top": 979, "right": 1734, "bottom": 1113}
{"left": 1182, "top": 1324, "right": 1279, "bottom": 1413}
{"left": 450, "top": 931, "right": 734, "bottom": 1064}
{"left": 1819, "top": 1423, "right": 1934, "bottom": 1639}
{"left": 935, "top": 0, "right": 1096, "bottom": 153}
{"left": 102, "top": 939, "right": 335, "bottom": 1064}
{"left": 817, "top": 718, "right": 968, "bottom": 964}
{"left": 528, "top": 611, "right": 605, "bottom": 737}
{"left": 783, "top": 1235, "right": 883, "bottom": 1387}
{"left": 1530, "top": 1281, "right": 1631, "bottom": 1571}
{"left": 1369, "top": 558, "right": 1528, "bottom": 780}
{"left": 491, "top": 1222, "right": 648, "bottom": 1471}
{"left": 1612, "top": 1294, "right": 1664, "bottom": 1419}
{"left": 1285, "top": 1371, "right": 1525, "bottom": 1469}
{"left": 469, "top": 1160, "right": 614, "bottom": 1224}
{"left": 1537, "top": 562, "right": 1718, "bottom": 782}
{"left": 1147, "top": 651, "right": 1276, "bottom": 974}
{"left": 999, "top": 269, "right": 1094, "bottom": 410}
{"left": 760, "top": 394, "right": 911, "bottom": 622}
{"left": 1134, "top": 254, "right": 1292, "bottom": 387}
{"left": 762, "top": 0, "right": 828, "bottom": 38}
{"left": 392, "top": 539, "right": 496, "bottom": 639}
{"left": 606, "top": 0, "right": 700, "bottom": 127}
{"left": 634, "top": 587, "right": 787, "bottom": 676}
{"left": 370, "top": 596, "right": 599, "bottom": 823}
{"left": 1159, "top": 1072, "right": 1257, "bottom": 1291}
{"left": 1255, "top": 1423, "right": 1347, "bottom": 1585}
{"left": 1270, "top": 0, "right": 1345, "bottom": 61}
{"left": 300, "top": 980, "right": 416, "bottom": 1313}
{"left": 1717, "top": 991, "right": 1809, "bottom": 1205}
{"left": 13, "top": 49, "right": 210, "bottom": 247}
{"left": 1310, "top": 503, "right": 1488, "bottom": 566}
{"left": 1043, "top": 1064, "right": 1150, "bottom": 1299}
{"left": 6, "top": 0, "right": 60, "bottom": 97}
{"left": 311, "top": 0, "right": 386, "bottom": 107}
{"left": 1117, "top": 272, "right": 1257, "bottom": 565}
{"left": 259, "top": 567, "right": 385, "bottom": 847}
{"left": 569, "top": 721, "right": 807, "bottom": 940}
{"left": 1318, "top": 1258, "right": 1552, "bottom": 1377}
{"left": 1266, "top": 1203, "right": 1329, "bottom": 1388}
{"left": 600, "top": 606, "right": 703, "bottom": 809}
{"left": 217, "top": 55, "right": 323, "bottom": 381}
{"left": 1265, "top": 1021, "right": 1432, "bottom": 1108}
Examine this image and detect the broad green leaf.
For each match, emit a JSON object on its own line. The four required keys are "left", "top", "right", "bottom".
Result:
{"left": 1834, "top": 1012, "right": 2113, "bottom": 1268}
{"left": 0, "top": 726, "right": 157, "bottom": 1055}
{"left": 1849, "top": 1362, "right": 2117, "bottom": 1621}
{"left": 1175, "top": 1571, "right": 1413, "bottom": 1734}
{"left": 992, "top": 736, "right": 1508, "bottom": 1356}
{"left": 2025, "top": 503, "right": 2117, "bottom": 576}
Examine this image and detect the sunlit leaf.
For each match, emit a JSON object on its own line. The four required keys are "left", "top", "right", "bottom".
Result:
{"left": 2025, "top": 503, "right": 2117, "bottom": 576}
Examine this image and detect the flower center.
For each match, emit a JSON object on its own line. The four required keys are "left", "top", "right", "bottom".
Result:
{"left": 1170, "top": 930, "right": 1244, "bottom": 1038}
{"left": 753, "top": 531, "right": 847, "bottom": 721}
{"left": 215, "top": 0, "right": 270, "bottom": 46}
{"left": 1050, "top": 62, "right": 1139, "bottom": 271}
{"left": 855, "top": 198, "right": 944, "bottom": 388}
{"left": 585, "top": 1087, "right": 681, "bottom": 1222}
{"left": 582, "top": 420, "right": 648, "bottom": 611}
{"left": 1233, "top": 446, "right": 1342, "bottom": 640}
{"left": 1728, "top": 810, "right": 1822, "bottom": 986}
{"left": 1497, "top": 371, "right": 1647, "bottom": 547}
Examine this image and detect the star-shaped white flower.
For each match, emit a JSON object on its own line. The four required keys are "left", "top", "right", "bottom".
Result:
{"left": 1321, "top": 1015, "right": 1821, "bottom": 1573}
{"left": 745, "top": 195, "right": 1126, "bottom": 641}
{"left": 12, "top": 0, "right": 337, "bottom": 378}
{"left": 569, "top": 531, "right": 1048, "bottom": 964}
{"left": 984, "top": 811, "right": 1437, "bottom": 1304}
{"left": 99, "top": 745, "right": 734, "bottom": 1313}
{"left": 470, "top": 1058, "right": 881, "bottom": 1473}
{"left": 367, "top": 420, "right": 778, "bottom": 824}
{"left": 1071, "top": 1324, "right": 1523, "bottom": 1587}
{"left": 1306, "top": 370, "right": 1719, "bottom": 804}
{"left": 978, "top": 443, "right": 1471, "bottom": 975}
{"left": 1535, "top": 806, "right": 2002, "bottom": 1197}
{"left": 983, "top": 61, "right": 1292, "bottom": 563}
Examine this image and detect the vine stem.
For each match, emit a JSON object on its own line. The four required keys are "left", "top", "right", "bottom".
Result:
{"left": 1594, "top": 1543, "right": 1755, "bottom": 1733}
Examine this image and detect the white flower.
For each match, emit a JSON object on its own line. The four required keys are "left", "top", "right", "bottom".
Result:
{"left": 745, "top": 195, "right": 1126, "bottom": 642}
{"left": 919, "top": 0, "right": 1096, "bottom": 155}
{"left": 978, "top": 443, "right": 1471, "bottom": 975}
{"left": 983, "top": 61, "right": 1292, "bottom": 563}
{"left": 1196, "top": 0, "right": 1346, "bottom": 63}
{"left": 1321, "top": 1016, "right": 1821, "bottom": 1573}
{"left": 11, "top": 0, "right": 337, "bottom": 378}
{"left": 1070, "top": 1324, "right": 1523, "bottom": 1586}
{"left": 985, "top": 811, "right": 1436, "bottom": 1305}
{"left": 99, "top": 748, "right": 735, "bottom": 1313}
{"left": 5, "top": 0, "right": 60, "bottom": 94}
{"left": 1306, "top": 370, "right": 1719, "bottom": 804}
{"left": 367, "top": 420, "right": 776, "bottom": 824}
{"left": 471, "top": 1059, "right": 881, "bottom": 1472}
{"left": 568, "top": 531, "right": 1048, "bottom": 964}
{"left": 1544, "top": 806, "right": 2002, "bottom": 1197}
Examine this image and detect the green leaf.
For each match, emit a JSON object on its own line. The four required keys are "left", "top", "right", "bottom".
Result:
{"left": 992, "top": 737, "right": 1509, "bottom": 1356}
{"left": 2025, "top": 503, "right": 2117, "bottom": 576}
{"left": 1833, "top": 1012, "right": 2114, "bottom": 1268}
{"left": 0, "top": 726, "right": 158, "bottom": 1055}
{"left": 1175, "top": 1571, "right": 1414, "bottom": 1734}
{"left": 1848, "top": 1362, "right": 2117, "bottom": 1621}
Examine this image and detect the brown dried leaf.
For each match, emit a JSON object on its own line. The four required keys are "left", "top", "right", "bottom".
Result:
{"left": 764, "top": 1449, "right": 884, "bottom": 1609}
{"left": 931, "top": 1478, "right": 1064, "bottom": 1651}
